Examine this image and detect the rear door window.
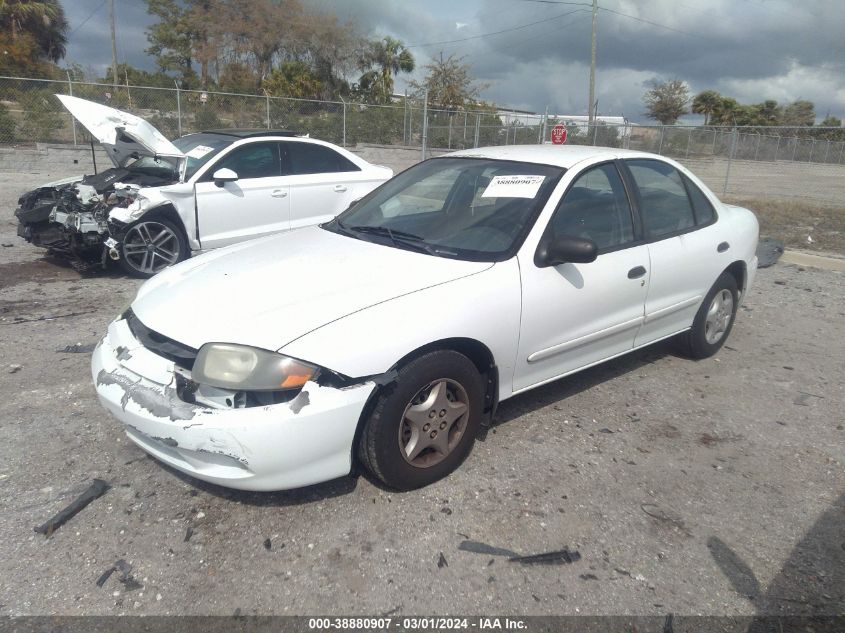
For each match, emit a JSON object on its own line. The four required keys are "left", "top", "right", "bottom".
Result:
{"left": 286, "top": 142, "right": 360, "bottom": 175}
{"left": 626, "top": 159, "right": 696, "bottom": 239}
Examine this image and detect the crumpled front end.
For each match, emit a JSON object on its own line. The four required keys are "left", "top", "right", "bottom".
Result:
{"left": 92, "top": 315, "right": 375, "bottom": 491}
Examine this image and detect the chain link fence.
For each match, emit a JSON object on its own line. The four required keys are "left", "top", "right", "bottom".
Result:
{"left": 2, "top": 76, "right": 844, "bottom": 206}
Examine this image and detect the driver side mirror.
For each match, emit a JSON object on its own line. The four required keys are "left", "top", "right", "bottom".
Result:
{"left": 212, "top": 167, "right": 239, "bottom": 187}
{"left": 535, "top": 234, "right": 598, "bottom": 267}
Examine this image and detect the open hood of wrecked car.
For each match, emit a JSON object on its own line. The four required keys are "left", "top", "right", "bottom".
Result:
{"left": 56, "top": 94, "right": 185, "bottom": 168}
{"left": 131, "top": 226, "right": 493, "bottom": 353}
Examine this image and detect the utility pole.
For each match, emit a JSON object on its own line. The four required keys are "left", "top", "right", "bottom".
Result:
{"left": 109, "top": 0, "right": 119, "bottom": 90}
{"left": 588, "top": 0, "right": 598, "bottom": 124}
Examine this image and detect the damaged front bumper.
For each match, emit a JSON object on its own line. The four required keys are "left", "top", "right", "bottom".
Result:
{"left": 91, "top": 318, "right": 376, "bottom": 491}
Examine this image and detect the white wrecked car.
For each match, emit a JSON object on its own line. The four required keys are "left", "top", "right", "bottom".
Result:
{"left": 93, "top": 145, "right": 759, "bottom": 491}
{"left": 15, "top": 95, "right": 392, "bottom": 277}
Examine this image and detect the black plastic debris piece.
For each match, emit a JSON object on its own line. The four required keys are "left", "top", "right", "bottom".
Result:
{"left": 34, "top": 479, "right": 110, "bottom": 536}
{"left": 458, "top": 540, "right": 520, "bottom": 558}
{"left": 437, "top": 552, "right": 448, "bottom": 568}
{"left": 756, "top": 238, "right": 784, "bottom": 268}
{"left": 96, "top": 559, "right": 142, "bottom": 591}
{"left": 509, "top": 548, "right": 581, "bottom": 566}
{"left": 440, "top": 507, "right": 453, "bottom": 515}
{"left": 263, "top": 538, "right": 272, "bottom": 551}
{"left": 580, "top": 573, "right": 599, "bottom": 580}
{"left": 184, "top": 526, "right": 194, "bottom": 542}
{"left": 57, "top": 343, "right": 97, "bottom": 354}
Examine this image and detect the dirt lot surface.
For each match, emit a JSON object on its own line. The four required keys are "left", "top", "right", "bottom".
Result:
{"left": 0, "top": 173, "right": 843, "bottom": 618}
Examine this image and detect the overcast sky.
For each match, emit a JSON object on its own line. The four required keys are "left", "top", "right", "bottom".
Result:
{"left": 64, "top": 0, "right": 845, "bottom": 123}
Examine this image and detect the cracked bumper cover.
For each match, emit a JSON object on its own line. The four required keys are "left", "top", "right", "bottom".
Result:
{"left": 91, "top": 318, "right": 376, "bottom": 491}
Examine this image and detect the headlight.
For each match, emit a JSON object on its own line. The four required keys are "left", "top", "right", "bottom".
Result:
{"left": 192, "top": 343, "right": 317, "bottom": 391}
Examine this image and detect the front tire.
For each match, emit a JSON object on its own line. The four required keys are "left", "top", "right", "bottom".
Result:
{"left": 118, "top": 217, "right": 188, "bottom": 278}
{"left": 678, "top": 272, "right": 739, "bottom": 359}
{"left": 358, "top": 350, "right": 485, "bottom": 491}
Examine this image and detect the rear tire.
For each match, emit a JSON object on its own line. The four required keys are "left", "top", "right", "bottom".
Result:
{"left": 358, "top": 350, "right": 485, "bottom": 491}
{"left": 118, "top": 217, "right": 188, "bottom": 278}
{"left": 677, "top": 272, "right": 738, "bottom": 359}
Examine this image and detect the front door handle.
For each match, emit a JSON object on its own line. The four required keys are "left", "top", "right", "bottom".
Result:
{"left": 334, "top": 185, "right": 348, "bottom": 192}
{"left": 271, "top": 189, "right": 288, "bottom": 198}
{"left": 628, "top": 266, "right": 647, "bottom": 279}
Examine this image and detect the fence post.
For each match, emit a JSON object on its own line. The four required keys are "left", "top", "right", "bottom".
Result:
{"left": 463, "top": 111, "right": 468, "bottom": 146}
{"left": 66, "top": 71, "right": 77, "bottom": 146}
{"left": 541, "top": 106, "right": 548, "bottom": 144}
{"left": 754, "top": 133, "right": 761, "bottom": 161}
{"left": 174, "top": 80, "right": 182, "bottom": 137}
{"left": 265, "top": 92, "right": 270, "bottom": 129}
{"left": 791, "top": 136, "right": 797, "bottom": 161}
{"left": 685, "top": 127, "right": 692, "bottom": 158}
{"left": 808, "top": 139, "right": 815, "bottom": 163}
{"left": 403, "top": 91, "right": 408, "bottom": 146}
{"left": 448, "top": 115, "right": 452, "bottom": 149}
{"left": 474, "top": 113, "right": 480, "bottom": 148}
{"left": 838, "top": 141, "right": 844, "bottom": 165}
{"left": 723, "top": 127, "right": 737, "bottom": 197}
{"left": 593, "top": 121, "right": 599, "bottom": 146}
{"left": 421, "top": 89, "right": 429, "bottom": 161}
{"left": 774, "top": 136, "right": 780, "bottom": 162}
{"left": 823, "top": 139, "right": 830, "bottom": 164}
{"left": 657, "top": 125, "right": 665, "bottom": 154}
{"left": 339, "top": 95, "right": 346, "bottom": 147}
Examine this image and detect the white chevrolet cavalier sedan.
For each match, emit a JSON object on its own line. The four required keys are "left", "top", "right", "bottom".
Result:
{"left": 92, "top": 145, "right": 759, "bottom": 491}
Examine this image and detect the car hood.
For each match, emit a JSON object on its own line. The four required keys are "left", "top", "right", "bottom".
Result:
{"left": 56, "top": 94, "right": 185, "bottom": 169}
{"left": 131, "top": 226, "right": 493, "bottom": 353}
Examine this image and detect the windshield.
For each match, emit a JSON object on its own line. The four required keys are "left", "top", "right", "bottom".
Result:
{"left": 172, "top": 133, "right": 235, "bottom": 179}
{"left": 326, "top": 157, "right": 564, "bottom": 262}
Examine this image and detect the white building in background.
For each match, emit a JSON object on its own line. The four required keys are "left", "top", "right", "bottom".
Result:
{"left": 496, "top": 109, "right": 631, "bottom": 138}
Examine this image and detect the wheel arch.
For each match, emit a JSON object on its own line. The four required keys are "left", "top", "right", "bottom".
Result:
{"left": 349, "top": 337, "right": 499, "bottom": 472}
{"left": 724, "top": 260, "right": 747, "bottom": 297}
{"left": 134, "top": 203, "right": 190, "bottom": 242}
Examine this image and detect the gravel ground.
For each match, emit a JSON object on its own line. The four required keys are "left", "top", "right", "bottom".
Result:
{"left": 0, "top": 172, "right": 842, "bottom": 618}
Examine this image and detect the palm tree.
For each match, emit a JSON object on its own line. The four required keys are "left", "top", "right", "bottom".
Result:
{"left": 691, "top": 90, "right": 721, "bottom": 126}
{"left": 359, "top": 36, "right": 414, "bottom": 103}
{"left": 0, "top": 0, "right": 57, "bottom": 39}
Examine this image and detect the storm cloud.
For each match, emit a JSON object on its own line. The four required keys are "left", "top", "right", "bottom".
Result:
{"left": 63, "top": 0, "right": 845, "bottom": 122}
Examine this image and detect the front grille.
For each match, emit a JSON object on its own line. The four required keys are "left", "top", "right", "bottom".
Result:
{"left": 125, "top": 309, "right": 198, "bottom": 369}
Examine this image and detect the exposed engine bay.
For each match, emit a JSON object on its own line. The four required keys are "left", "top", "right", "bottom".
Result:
{"left": 15, "top": 165, "right": 177, "bottom": 270}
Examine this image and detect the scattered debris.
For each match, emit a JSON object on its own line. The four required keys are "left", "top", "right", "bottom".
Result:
{"left": 598, "top": 428, "right": 614, "bottom": 434}
{"left": 794, "top": 391, "right": 824, "bottom": 406}
{"left": 96, "top": 559, "right": 142, "bottom": 591}
{"left": 614, "top": 568, "right": 632, "bottom": 577}
{"left": 1, "top": 243, "right": 13, "bottom": 247}
{"left": 437, "top": 552, "right": 448, "bottom": 568}
{"left": 263, "top": 538, "right": 272, "bottom": 551}
{"left": 459, "top": 540, "right": 581, "bottom": 566}
{"left": 774, "top": 280, "right": 786, "bottom": 286}
{"left": 4, "top": 310, "right": 97, "bottom": 325}
{"left": 57, "top": 342, "right": 97, "bottom": 353}
{"left": 183, "top": 527, "right": 193, "bottom": 542}
{"left": 756, "top": 238, "right": 784, "bottom": 268}
{"left": 458, "top": 540, "right": 520, "bottom": 558}
{"left": 8, "top": 364, "right": 22, "bottom": 374}
{"left": 509, "top": 548, "right": 581, "bottom": 566}
{"left": 579, "top": 573, "right": 599, "bottom": 581}
{"left": 783, "top": 366, "right": 794, "bottom": 370}
{"left": 640, "top": 503, "right": 691, "bottom": 536}
{"left": 440, "top": 507, "right": 453, "bottom": 515}
{"left": 34, "top": 479, "right": 110, "bottom": 536}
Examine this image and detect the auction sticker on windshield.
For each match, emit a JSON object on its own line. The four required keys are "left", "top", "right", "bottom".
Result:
{"left": 481, "top": 175, "right": 545, "bottom": 198}
{"left": 186, "top": 145, "right": 215, "bottom": 159}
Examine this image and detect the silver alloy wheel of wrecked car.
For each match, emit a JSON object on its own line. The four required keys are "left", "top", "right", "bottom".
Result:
{"left": 121, "top": 221, "right": 182, "bottom": 275}
{"left": 704, "top": 289, "right": 734, "bottom": 345}
{"left": 398, "top": 378, "right": 470, "bottom": 468}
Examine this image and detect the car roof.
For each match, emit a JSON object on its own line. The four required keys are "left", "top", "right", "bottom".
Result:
{"left": 443, "top": 144, "right": 659, "bottom": 169}
{"left": 200, "top": 129, "right": 300, "bottom": 138}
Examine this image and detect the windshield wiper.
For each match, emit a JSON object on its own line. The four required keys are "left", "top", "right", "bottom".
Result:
{"left": 347, "top": 225, "right": 440, "bottom": 256}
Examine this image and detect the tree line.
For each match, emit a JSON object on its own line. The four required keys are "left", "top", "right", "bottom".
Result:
{"left": 643, "top": 79, "right": 842, "bottom": 131}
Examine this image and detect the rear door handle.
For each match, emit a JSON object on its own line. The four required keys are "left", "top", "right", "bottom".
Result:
{"left": 628, "top": 266, "right": 647, "bottom": 279}
{"left": 334, "top": 185, "right": 348, "bottom": 192}
{"left": 717, "top": 241, "right": 730, "bottom": 253}
{"left": 271, "top": 189, "right": 288, "bottom": 198}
